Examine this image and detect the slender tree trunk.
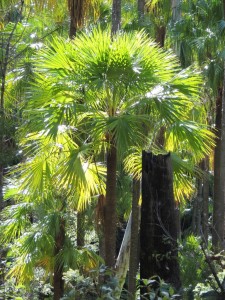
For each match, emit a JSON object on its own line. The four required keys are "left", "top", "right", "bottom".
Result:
{"left": 128, "top": 179, "right": 140, "bottom": 300}
{"left": 218, "top": 64, "right": 225, "bottom": 249}
{"left": 77, "top": 210, "right": 85, "bottom": 247}
{"left": 111, "top": 0, "right": 121, "bottom": 35}
{"left": 212, "top": 86, "right": 225, "bottom": 251}
{"left": 138, "top": 0, "right": 145, "bottom": 26}
{"left": 212, "top": 0, "right": 225, "bottom": 253}
{"left": 68, "top": 0, "right": 83, "bottom": 38}
{"left": 104, "top": 145, "right": 117, "bottom": 267}
{"left": 69, "top": 18, "right": 77, "bottom": 38}
{"left": 202, "top": 157, "right": 209, "bottom": 245}
{"left": 171, "top": 0, "right": 181, "bottom": 23}
{"left": 0, "top": 158, "right": 3, "bottom": 210}
{"left": 140, "top": 152, "right": 181, "bottom": 295}
{"left": 155, "top": 26, "right": 166, "bottom": 48}
{"left": 192, "top": 176, "right": 203, "bottom": 236}
{"left": 53, "top": 218, "right": 66, "bottom": 300}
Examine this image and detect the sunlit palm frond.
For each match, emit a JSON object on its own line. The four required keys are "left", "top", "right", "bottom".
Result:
{"left": 123, "top": 147, "right": 142, "bottom": 180}
{"left": 106, "top": 114, "right": 149, "bottom": 156}
{"left": 171, "top": 152, "right": 202, "bottom": 203}
{"left": 165, "top": 121, "right": 215, "bottom": 161}
{"left": 56, "top": 241, "right": 103, "bottom": 272}
{"left": 7, "top": 253, "right": 35, "bottom": 284}
{"left": 57, "top": 145, "right": 106, "bottom": 210}
{"left": 35, "top": 37, "right": 76, "bottom": 73}
{"left": 0, "top": 202, "right": 33, "bottom": 243}
{"left": 7, "top": 227, "right": 54, "bottom": 283}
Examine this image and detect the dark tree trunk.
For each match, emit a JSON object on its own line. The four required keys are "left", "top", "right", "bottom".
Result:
{"left": 69, "top": 19, "right": 77, "bottom": 38}
{"left": 77, "top": 210, "right": 85, "bottom": 248}
{"left": 68, "top": 0, "right": 84, "bottom": 38}
{"left": 212, "top": 87, "right": 225, "bottom": 251}
{"left": 138, "top": 0, "right": 145, "bottom": 26}
{"left": 0, "top": 165, "right": 3, "bottom": 210}
{"left": 155, "top": 26, "right": 166, "bottom": 48}
{"left": 104, "top": 145, "right": 117, "bottom": 268}
{"left": 111, "top": 0, "right": 121, "bottom": 35}
{"left": 140, "top": 152, "right": 181, "bottom": 295}
{"left": 192, "top": 175, "right": 203, "bottom": 236}
{"left": 128, "top": 179, "right": 140, "bottom": 300}
{"left": 53, "top": 218, "right": 66, "bottom": 300}
{"left": 202, "top": 157, "right": 209, "bottom": 245}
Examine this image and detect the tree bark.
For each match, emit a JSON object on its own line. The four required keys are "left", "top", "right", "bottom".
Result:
{"left": 111, "top": 0, "right": 121, "bottom": 35}
{"left": 140, "top": 152, "right": 181, "bottom": 295}
{"left": 68, "top": 0, "right": 84, "bottom": 38}
{"left": 155, "top": 26, "right": 166, "bottom": 48}
{"left": 0, "top": 160, "right": 3, "bottom": 210}
{"left": 104, "top": 145, "right": 117, "bottom": 268}
{"left": 171, "top": 0, "right": 181, "bottom": 23}
{"left": 212, "top": 86, "right": 225, "bottom": 251}
{"left": 77, "top": 210, "right": 85, "bottom": 248}
{"left": 138, "top": 0, "right": 145, "bottom": 26}
{"left": 202, "top": 157, "right": 209, "bottom": 245}
{"left": 128, "top": 179, "right": 140, "bottom": 300}
{"left": 192, "top": 175, "right": 203, "bottom": 236}
{"left": 53, "top": 218, "right": 66, "bottom": 300}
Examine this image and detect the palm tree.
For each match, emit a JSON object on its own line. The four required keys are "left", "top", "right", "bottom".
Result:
{"left": 22, "top": 27, "right": 215, "bottom": 269}
{"left": 0, "top": 128, "right": 105, "bottom": 299}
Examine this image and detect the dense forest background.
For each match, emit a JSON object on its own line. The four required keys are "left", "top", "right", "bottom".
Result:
{"left": 0, "top": 0, "right": 225, "bottom": 299}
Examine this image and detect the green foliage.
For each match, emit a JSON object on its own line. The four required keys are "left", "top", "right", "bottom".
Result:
{"left": 0, "top": 190, "right": 103, "bottom": 285}
{"left": 62, "top": 266, "right": 120, "bottom": 300}
{"left": 179, "top": 235, "right": 209, "bottom": 288}
{"left": 139, "top": 276, "right": 179, "bottom": 300}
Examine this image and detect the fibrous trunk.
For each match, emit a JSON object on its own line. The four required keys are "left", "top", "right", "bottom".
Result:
{"left": 104, "top": 145, "right": 117, "bottom": 267}
{"left": 111, "top": 0, "right": 121, "bottom": 35}
{"left": 140, "top": 152, "right": 181, "bottom": 294}
{"left": 192, "top": 175, "right": 203, "bottom": 236}
{"left": 202, "top": 157, "right": 209, "bottom": 245}
{"left": 212, "top": 86, "right": 225, "bottom": 251}
{"left": 68, "top": 0, "right": 85, "bottom": 38}
{"left": 138, "top": 0, "right": 145, "bottom": 26}
{"left": 77, "top": 210, "right": 85, "bottom": 248}
{"left": 53, "top": 218, "right": 65, "bottom": 300}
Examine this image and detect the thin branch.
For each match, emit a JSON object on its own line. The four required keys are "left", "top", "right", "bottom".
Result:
{"left": 200, "top": 242, "right": 225, "bottom": 295}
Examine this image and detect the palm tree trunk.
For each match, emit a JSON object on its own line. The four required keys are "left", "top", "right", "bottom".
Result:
{"left": 0, "top": 163, "right": 3, "bottom": 210}
{"left": 192, "top": 175, "right": 203, "bottom": 236}
{"left": 111, "top": 0, "right": 121, "bottom": 35}
{"left": 128, "top": 179, "right": 140, "bottom": 300}
{"left": 140, "top": 152, "right": 181, "bottom": 295}
{"left": 104, "top": 144, "right": 117, "bottom": 267}
{"left": 212, "top": 86, "right": 225, "bottom": 251}
{"left": 155, "top": 26, "right": 166, "bottom": 48}
{"left": 172, "top": 0, "right": 181, "bottom": 23}
{"left": 77, "top": 210, "right": 85, "bottom": 248}
{"left": 53, "top": 218, "right": 66, "bottom": 300}
{"left": 68, "top": 0, "right": 84, "bottom": 38}
{"left": 138, "top": 0, "right": 145, "bottom": 26}
{"left": 202, "top": 157, "right": 209, "bottom": 245}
